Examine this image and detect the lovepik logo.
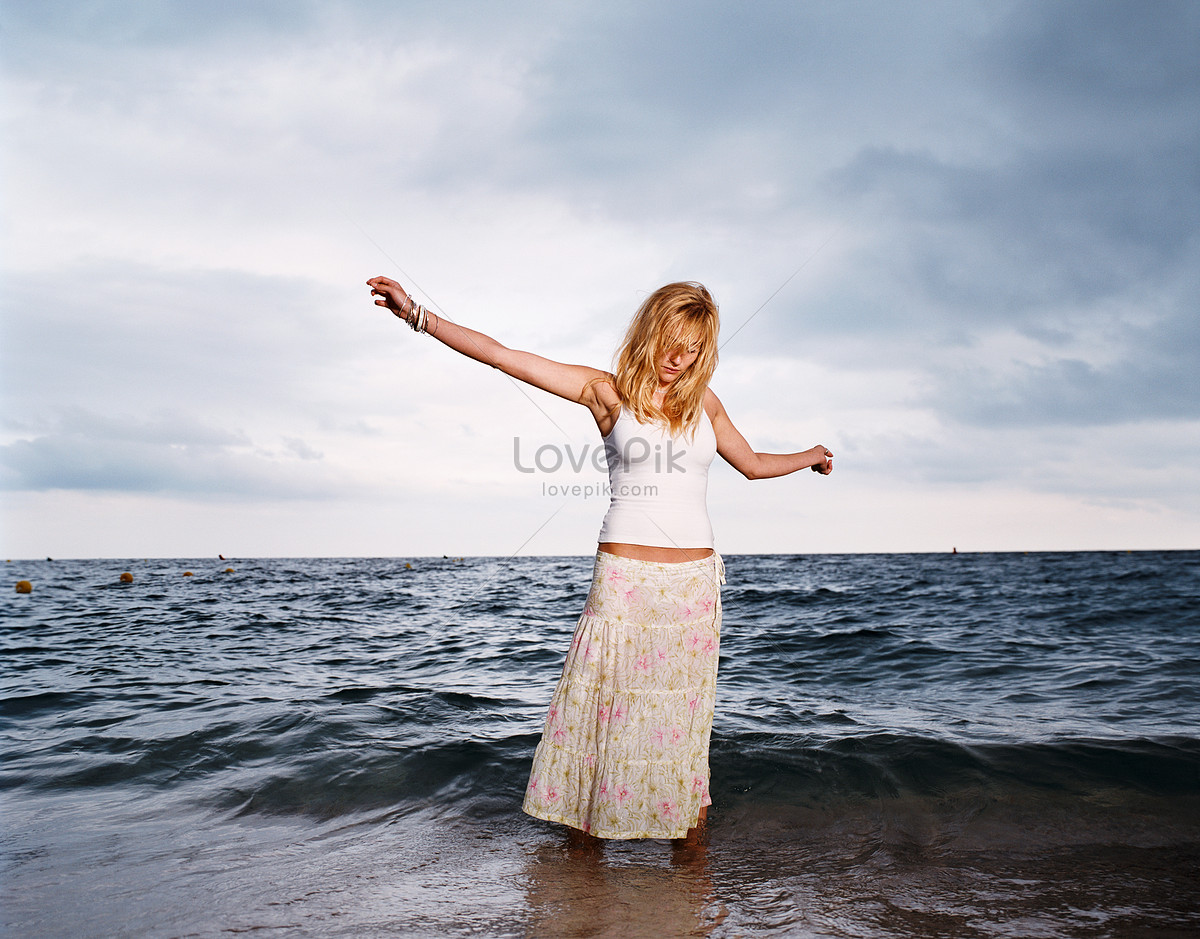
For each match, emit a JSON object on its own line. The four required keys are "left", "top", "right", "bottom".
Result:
{"left": 512, "top": 437, "right": 688, "bottom": 474}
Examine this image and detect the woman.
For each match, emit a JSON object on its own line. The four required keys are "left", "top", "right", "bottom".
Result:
{"left": 367, "top": 277, "right": 832, "bottom": 845}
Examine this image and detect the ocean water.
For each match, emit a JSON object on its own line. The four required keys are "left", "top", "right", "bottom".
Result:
{"left": 2, "top": 551, "right": 1198, "bottom": 938}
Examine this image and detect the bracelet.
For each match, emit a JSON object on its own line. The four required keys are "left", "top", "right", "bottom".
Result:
{"left": 395, "top": 293, "right": 435, "bottom": 335}
{"left": 408, "top": 302, "right": 430, "bottom": 334}
{"left": 393, "top": 294, "right": 412, "bottom": 322}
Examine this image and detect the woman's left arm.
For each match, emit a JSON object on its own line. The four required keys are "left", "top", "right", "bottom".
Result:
{"left": 706, "top": 390, "right": 833, "bottom": 479}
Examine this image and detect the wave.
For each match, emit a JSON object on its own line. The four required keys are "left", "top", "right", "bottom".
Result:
{"left": 204, "top": 731, "right": 1200, "bottom": 853}
{"left": 709, "top": 733, "right": 1200, "bottom": 854}
{"left": 10, "top": 705, "right": 1197, "bottom": 852}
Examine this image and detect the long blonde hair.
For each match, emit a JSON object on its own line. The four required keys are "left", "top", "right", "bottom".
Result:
{"left": 612, "top": 282, "right": 719, "bottom": 438}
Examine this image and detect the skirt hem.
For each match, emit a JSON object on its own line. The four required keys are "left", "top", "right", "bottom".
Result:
{"left": 521, "top": 805, "right": 707, "bottom": 841}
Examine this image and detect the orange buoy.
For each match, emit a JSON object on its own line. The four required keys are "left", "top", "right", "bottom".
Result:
{"left": 183, "top": 571, "right": 194, "bottom": 577}
{"left": 15, "top": 580, "right": 32, "bottom": 593}
{"left": 119, "top": 572, "right": 134, "bottom": 583}
{"left": 223, "top": 567, "right": 234, "bottom": 573}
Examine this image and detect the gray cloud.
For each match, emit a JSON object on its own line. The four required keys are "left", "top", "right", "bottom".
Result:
{"left": 933, "top": 299, "right": 1200, "bottom": 428}
{"left": 2, "top": 263, "right": 363, "bottom": 419}
{"left": 0, "top": 409, "right": 338, "bottom": 497}
{"left": 519, "top": 1, "right": 988, "bottom": 196}
{"left": 990, "top": 0, "right": 1200, "bottom": 115}
{"left": 0, "top": 262, "right": 377, "bottom": 496}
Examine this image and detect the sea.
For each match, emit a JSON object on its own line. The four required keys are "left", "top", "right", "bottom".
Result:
{"left": 2, "top": 551, "right": 1198, "bottom": 938}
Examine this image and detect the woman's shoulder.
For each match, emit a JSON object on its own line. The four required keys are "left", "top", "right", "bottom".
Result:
{"left": 581, "top": 373, "right": 622, "bottom": 434}
{"left": 582, "top": 373, "right": 621, "bottom": 409}
{"left": 703, "top": 387, "right": 723, "bottom": 420}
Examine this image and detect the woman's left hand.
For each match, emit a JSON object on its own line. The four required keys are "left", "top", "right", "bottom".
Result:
{"left": 810, "top": 446, "right": 833, "bottom": 475}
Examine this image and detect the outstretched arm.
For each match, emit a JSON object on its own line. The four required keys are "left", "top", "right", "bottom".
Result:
{"left": 367, "top": 276, "right": 616, "bottom": 420}
{"left": 706, "top": 389, "right": 833, "bottom": 479}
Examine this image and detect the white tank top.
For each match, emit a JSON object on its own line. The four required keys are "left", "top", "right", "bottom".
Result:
{"left": 597, "top": 407, "right": 716, "bottom": 549}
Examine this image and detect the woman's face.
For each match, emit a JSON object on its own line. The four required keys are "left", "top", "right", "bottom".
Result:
{"left": 656, "top": 340, "right": 701, "bottom": 386}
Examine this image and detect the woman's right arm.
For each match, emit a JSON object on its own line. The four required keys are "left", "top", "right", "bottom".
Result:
{"left": 367, "top": 276, "right": 617, "bottom": 421}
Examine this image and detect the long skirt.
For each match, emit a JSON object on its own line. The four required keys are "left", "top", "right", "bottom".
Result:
{"left": 522, "top": 551, "right": 724, "bottom": 839}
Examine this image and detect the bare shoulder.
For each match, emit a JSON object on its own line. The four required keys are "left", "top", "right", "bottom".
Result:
{"left": 703, "top": 387, "right": 725, "bottom": 421}
{"left": 585, "top": 372, "right": 624, "bottom": 403}
{"left": 581, "top": 371, "right": 621, "bottom": 413}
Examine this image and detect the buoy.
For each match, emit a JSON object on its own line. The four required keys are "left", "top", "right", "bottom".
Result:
{"left": 119, "top": 572, "right": 133, "bottom": 583}
{"left": 404, "top": 562, "right": 413, "bottom": 570}
{"left": 183, "top": 571, "right": 194, "bottom": 577}
{"left": 15, "top": 580, "right": 32, "bottom": 594}
{"left": 223, "top": 567, "right": 234, "bottom": 573}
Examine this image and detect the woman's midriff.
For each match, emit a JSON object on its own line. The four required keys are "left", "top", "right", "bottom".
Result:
{"left": 598, "top": 542, "right": 714, "bottom": 563}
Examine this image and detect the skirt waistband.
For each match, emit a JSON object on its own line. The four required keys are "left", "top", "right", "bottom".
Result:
{"left": 593, "top": 550, "right": 725, "bottom": 585}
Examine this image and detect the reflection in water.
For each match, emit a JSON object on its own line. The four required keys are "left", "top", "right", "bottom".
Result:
{"left": 523, "top": 833, "right": 725, "bottom": 938}
{"left": 515, "top": 802, "right": 1200, "bottom": 938}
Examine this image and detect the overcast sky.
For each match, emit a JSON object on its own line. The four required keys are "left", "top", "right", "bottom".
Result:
{"left": 2, "top": 0, "right": 1197, "bottom": 559}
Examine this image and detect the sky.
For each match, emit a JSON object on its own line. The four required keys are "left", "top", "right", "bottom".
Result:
{"left": 2, "top": 0, "right": 1197, "bottom": 559}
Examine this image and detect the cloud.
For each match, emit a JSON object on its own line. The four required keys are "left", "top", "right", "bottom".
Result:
{"left": 0, "top": 408, "right": 339, "bottom": 497}
{"left": 283, "top": 437, "right": 324, "bottom": 461}
{"left": 517, "top": 2, "right": 994, "bottom": 207}
{"left": 828, "top": 138, "right": 1197, "bottom": 318}
{"left": 929, "top": 308, "right": 1200, "bottom": 429}
{"left": 768, "top": 1, "right": 1200, "bottom": 436}
{"left": 990, "top": 0, "right": 1200, "bottom": 115}
{"left": 1, "top": 262, "right": 367, "bottom": 418}
{"left": 0, "top": 262, "right": 385, "bottom": 498}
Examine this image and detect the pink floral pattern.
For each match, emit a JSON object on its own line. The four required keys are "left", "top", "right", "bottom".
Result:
{"left": 522, "top": 551, "right": 723, "bottom": 839}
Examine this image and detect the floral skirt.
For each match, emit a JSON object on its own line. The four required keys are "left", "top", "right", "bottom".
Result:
{"left": 522, "top": 551, "right": 724, "bottom": 839}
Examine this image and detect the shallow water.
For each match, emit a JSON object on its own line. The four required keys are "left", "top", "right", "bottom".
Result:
{"left": 3, "top": 551, "right": 1199, "bottom": 936}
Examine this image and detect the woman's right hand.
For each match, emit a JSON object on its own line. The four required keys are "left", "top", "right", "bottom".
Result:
{"left": 367, "top": 276, "right": 414, "bottom": 322}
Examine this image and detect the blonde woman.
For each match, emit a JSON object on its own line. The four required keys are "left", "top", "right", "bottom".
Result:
{"left": 366, "top": 277, "right": 833, "bottom": 845}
